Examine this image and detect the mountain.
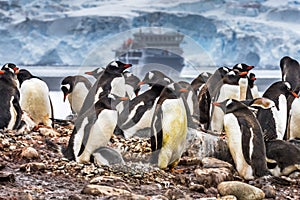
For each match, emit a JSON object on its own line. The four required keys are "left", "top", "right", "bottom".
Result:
{"left": 1, "top": 0, "right": 300, "bottom": 69}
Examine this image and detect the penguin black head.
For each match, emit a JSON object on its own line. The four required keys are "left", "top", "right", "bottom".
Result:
{"left": 160, "top": 82, "right": 188, "bottom": 100}
{"left": 105, "top": 61, "right": 132, "bottom": 74}
{"left": 61, "top": 76, "right": 74, "bottom": 102}
{"left": 213, "top": 99, "right": 246, "bottom": 114}
{"left": 17, "top": 69, "right": 37, "bottom": 86}
{"left": 248, "top": 73, "right": 256, "bottom": 88}
{"left": 123, "top": 71, "right": 141, "bottom": 95}
{"left": 233, "top": 63, "right": 254, "bottom": 72}
{"left": 139, "top": 70, "right": 173, "bottom": 87}
{"left": 222, "top": 70, "right": 246, "bottom": 85}
{"left": 1, "top": 63, "right": 19, "bottom": 74}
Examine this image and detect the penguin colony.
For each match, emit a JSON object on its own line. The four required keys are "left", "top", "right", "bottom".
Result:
{"left": 2, "top": 56, "right": 300, "bottom": 180}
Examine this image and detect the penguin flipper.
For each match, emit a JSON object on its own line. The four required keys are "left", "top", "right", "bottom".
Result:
{"left": 150, "top": 104, "right": 163, "bottom": 164}
{"left": 12, "top": 96, "right": 22, "bottom": 130}
{"left": 49, "top": 96, "right": 54, "bottom": 128}
{"left": 240, "top": 120, "right": 252, "bottom": 165}
{"left": 257, "top": 109, "right": 277, "bottom": 141}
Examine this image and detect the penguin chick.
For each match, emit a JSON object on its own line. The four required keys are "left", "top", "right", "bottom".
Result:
{"left": 0, "top": 70, "right": 22, "bottom": 130}
{"left": 63, "top": 91, "right": 127, "bottom": 163}
{"left": 92, "top": 146, "right": 125, "bottom": 166}
{"left": 213, "top": 99, "right": 271, "bottom": 180}
{"left": 17, "top": 69, "right": 53, "bottom": 127}
{"left": 150, "top": 82, "right": 188, "bottom": 170}
{"left": 61, "top": 75, "right": 92, "bottom": 114}
{"left": 265, "top": 139, "right": 300, "bottom": 176}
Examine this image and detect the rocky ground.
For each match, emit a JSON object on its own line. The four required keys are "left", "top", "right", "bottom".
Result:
{"left": 0, "top": 122, "right": 299, "bottom": 200}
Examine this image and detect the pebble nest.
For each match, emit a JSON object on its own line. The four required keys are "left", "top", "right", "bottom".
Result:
{"left": 0, "top": 123, "right": 299, "bottom": 200}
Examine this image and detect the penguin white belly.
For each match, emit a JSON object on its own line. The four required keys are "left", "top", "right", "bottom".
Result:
{"left": 272, "top": 95, "right": 287, "bottom": 140}
{"left": 210, "top": 85, "right": 240, "bottom": 132}
{"left": 111, "top": 77, "right": 126, "bottom": 97}
{"left": 288, "top": 98, "right": 300, "bottom": 139}
{"left": 20, "top": 79, "right": 52, "bottom": 126}
{"left": 123, "top": 102, "right": 157, "bottom": 139}
{"left": 125, "top": 84, "right": 136, "bottom": 100}
{"left": 186, "top": 91, "right": 194, "bottom": 115}
{"left": 76, "top": 110, "right": 118, "bottom": 163}
{"left": 239, "top": 77, "right": 248, "bottom": 100}
{"left": 158, "top": 99, "right": 187, "bottom": 169}
{"left": 251, "top": 85, "right": 260, "bottom": 99}
{"left": 7, "top": 96, "right": 17, "bottom": 130}
{"left": 70, "top": 82, "right": 90, "bottom": 114}
{"left": 224, "top": 113, "right": 254, "bottom": 180}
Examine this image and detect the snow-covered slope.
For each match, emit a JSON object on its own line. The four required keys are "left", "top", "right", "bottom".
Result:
{"left": 1, "top": 0, "right": 300, "bottom": 68}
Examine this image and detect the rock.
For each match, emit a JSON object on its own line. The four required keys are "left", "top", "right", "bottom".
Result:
{"left": 179, "top": 156, "right": 202, "bottom": 166}
{"left": 81, "top": 184, "right": 147, "bottom": 199}
{"left": 194, "top": 167, "right": 234, "bottom": 187}
{"left": 68, "top": 194, "right": 82, "bottom": 200}
{"left": 189, "top": 183, "right": 205, "bottom": 193}
{"left": 185, "top": 128, "right": 232, "bottom": 162}
{"left": 20, "top": 162, "right": 46, "bottom": 172}
{"left": 0, "top": 171, "right": 15, "bottom": 182}
{"left": 221, "top": 195, "right": 237, "bottom": 200}
{"left": 262, "top": 184, "right": 276, "bottom": 198}
{"left": 90, "top": 175, "right": 123, "bottom": 184}
{"left": 150, "top": 195, "right": 169, "bottom": 200}
{"left": 39, "top": 127, "right": 61, "bottom": 137}
{"left": 217, "top": 181, "right": 265, "bottom": 200}
{"left": 82, "top": 184, "right": 130, "bottom": 196}
{"left": 202, "top": 157, "right": 233, "bottom": 170}
{"left": 17, "top": 191, "right": 33, "bottom": 200}
{"left": 21, "top": 147, "right": 39, "bottom": 159}
{"left": 289, "top": 171, "right": 300, "bottom": 179}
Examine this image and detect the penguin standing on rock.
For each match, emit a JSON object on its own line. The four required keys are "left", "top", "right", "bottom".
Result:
{"left": 115, "top": 70, "right": 173, "bottom": 138}
{"left": 0, "top": 69, "right": 22, "bottom": 130}
{"left": 150, "top": 82, "right": 188, "bottom": 170}
{"left": 260, "top": 81, "right": 298, "bottom": 141}
{"left": 79, "top": 61, "right": 131, "bottom": 116}
{"left": 63, "top": 91, "right": 127, "bottom": 163}
{"left": 61, "top": 75, "right": 92, "bottom": 115}
{"left": 17, "top": 69, "right": 54, "bottom": 127}
{"left": 213, "top": 99, "right": 271, "bottom": 180}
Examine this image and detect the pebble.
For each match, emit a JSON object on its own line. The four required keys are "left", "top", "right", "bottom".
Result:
{"left": 0, "top": 171, "right": 15, "bottom": 182}
{"left": 261, "top": 184, "right": 276, "bottom": 198}
{"left": 21, "top": 147, "right": 39, "bottom": 159}
{"left": 189, "top": 183, "right": 205, "bottom": 193}
{"left": 150, "top": 195, "right": 169, "bottom": 200}
{"left": 194, "top": 167, "right": 234, "bottom": 187}
{"left": 221, "top": 195, "right": 237, "bottom": 200}
{"left": 202, "top": 157, "right": 233, "bottom": 170}
{"left": 20, "top": 162, "right": 46, "bottom": 172}
{"left": 217, "top": 181, "right": 265, "bottom": 200}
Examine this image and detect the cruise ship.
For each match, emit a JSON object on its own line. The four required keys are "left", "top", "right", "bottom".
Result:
{"left": 114, "top": 29, "right": 185, "bottom": 78}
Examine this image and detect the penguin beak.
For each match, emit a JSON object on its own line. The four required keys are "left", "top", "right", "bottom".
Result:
{"left": 119, "top": 97, "right": 129, "bottom": 101}
{"left": 251, "top": 77, "right": 256, "bottom": 81}
{"left": 85, "top": 71, "right": 93, "bottom": 75}
{"left": 247, "top": 66, "right": 254, "bottom": 70}
{"left": 63, "top": 93, "right": 68, "bottom": 102}
{"left": 179, "top": 88, "right": 188, "bottom": 93}
{"left": 291, "top": 91, "right": 299, "bottom": 98}
{"left": 123, "top": 64, "right": 132, "bottom": 69}
{"left": 0, "top": 70, "right": 4, "bottom": 75}
{"left": 239, "top": 72, "right": 248, "bottom": 76}
{"left": 13, "top": 67, "right": 19, "bottom": 74}
{"left": 138, "top": 81, "right": 145, "bottom": 86}
{"left": 212, "top": 102, "right": 221, "bottom": 107}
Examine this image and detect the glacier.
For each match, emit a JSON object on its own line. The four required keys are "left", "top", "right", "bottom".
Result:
{"left": 0, "top": 0, "right": 300, "bottom": 69}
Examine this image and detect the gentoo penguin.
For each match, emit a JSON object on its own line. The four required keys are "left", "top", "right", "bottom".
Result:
{"left": 213, "top": 99, "right": 271, "bottom": 180}
{"left": 198, "top": 66, "right": 231, "bottom": 129}
{"left": 123, "top": 71, "right": 141, "bottom": 99}
{"left": 17, "top": 69, "right": 53, "bottom": 127}
{"left": 61, "top": 75, "right": 92, "bottom": 115}
{"left": 115, "top": 70, "right": 173, "bottom": 138}
{"left": 178, "top": 81, "right": 200, "bottom": 128}
{"left": 150, "top": 82, "right": 188, "bottom": 170}
{"left": 92, "top": 146, "right": 125, "bottom": 166}
{"left": 265, "top": 139, "right": 300, "bottom": 176}
{"left": 0, "top": 69, "right": 22, "bottom": 130}
{"left": 210, "top": 70, "right": 247, "bottom": 133}
{"left": 190, "top": 72, "right": 211, "bottom": 95}
{"left": 280, "top": 56, "right": 300, "bottom": 93}
{"left": 78, "top": 61, "right": 131, "bottom": 116}
{"left": 259, "top": 81, "right": 298, "bottom": 140}
{"left": 63, "top": 91, "right": 126, "bottom": 163}
{"left": 248, "top": 73, "right": 260, "bottom": 99}
{"left": 232, "top": 63, "right": 254, "bottom": 100}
